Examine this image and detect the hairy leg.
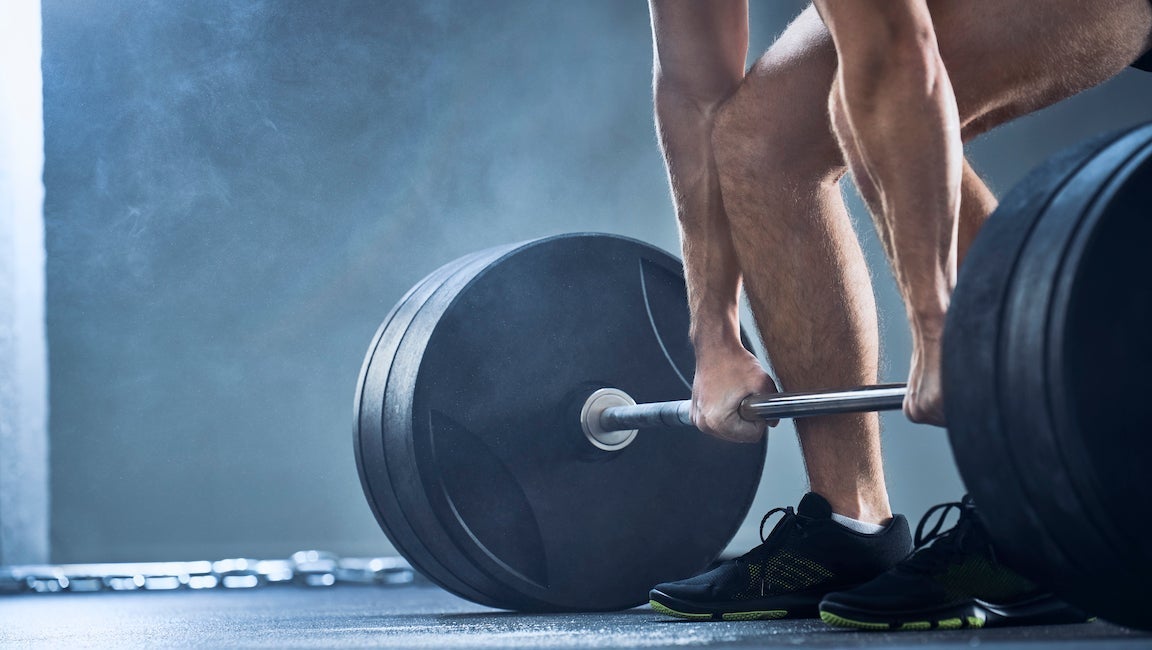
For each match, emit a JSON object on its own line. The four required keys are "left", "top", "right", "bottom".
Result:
{"left": 712, "top": 7, "right": 993, "bottom": 520}
{"left": 818, "top": 0, "right": 1152, "bottom": 424}
{"left": 712, "top": 7, "right": 994, "bottom": 520}
{"left": 956, "top": 163, "right": 996, "bottom": 266}
{"left": 712, "top": 8, "right": 891, "bottom": 522}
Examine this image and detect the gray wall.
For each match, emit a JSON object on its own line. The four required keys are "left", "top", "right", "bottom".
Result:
{"left": 0, "top": 0, "right": 49, "bottom": 565}
{"left": 42, "top": 1, "right": 1152, "bottom": 563}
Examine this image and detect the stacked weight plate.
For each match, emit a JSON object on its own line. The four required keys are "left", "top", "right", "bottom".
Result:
{"left": 355, "top": 233, "right": 767, "bottom": 611}
{"left": 945, "top": 122, "right": 1152, "bottom": 630}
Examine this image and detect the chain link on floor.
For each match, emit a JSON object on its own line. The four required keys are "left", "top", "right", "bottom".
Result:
{"left": 0, "top": 551, "right": 419, "bottom": 595}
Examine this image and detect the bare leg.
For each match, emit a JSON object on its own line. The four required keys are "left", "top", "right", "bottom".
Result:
{"left": 957, "top": 163, "right": 997, "bottom": 266}
{"left": 712, "top": 8, "right": 891, "bottom": 522}
{"left": 712, "top": 7, "right": 991, "bottom": 520}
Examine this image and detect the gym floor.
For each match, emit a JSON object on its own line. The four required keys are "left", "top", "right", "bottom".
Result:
{"left": 3, "top": 583, "right": 1150, "bottom": 649}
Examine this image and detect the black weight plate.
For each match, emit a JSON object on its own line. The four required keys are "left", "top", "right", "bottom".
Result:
{"left": 1020, "top": 126, "right": 1152, "bottom": 628}
{"left": 946, "top": 126, "right": 1147, "bottom": 624}
{"left": 944, "top": 134, "right": 1100, "bottom": 616}
{"left": 362, "top": 233, "right": 766, "bottom": 611}
{"left": 356, "top": 246, "right": 515, "bottom": 607}
{"left": 999, "top": 126, "right": 1152, "bottom": 623}
{"left": 945, "top": 123, "right": 1152, "bottom": 630}
{"left": 359, "top": 242, "right": 605, "bottom": 609}
{"left": 1055, "top": 147, "right": 1152, "bottom": 532}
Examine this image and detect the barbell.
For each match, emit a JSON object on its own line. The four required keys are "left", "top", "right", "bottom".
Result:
{"left": 353, "top": 122, "right": 1152, "bottom": 628}
{"left": 579, "top": 383, "right": 907, "bottom": 451}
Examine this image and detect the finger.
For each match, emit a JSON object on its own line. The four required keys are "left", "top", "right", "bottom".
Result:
{"left": 693, "top": 409, "right": 725, "bottom": 439}
{"left": 695, "top": 409, "right": 752, "bottom": 443}
{"left": 903, "top": 393, "right": 916, "bottom": 422}
{"left": 725, "top": 414, "right": 765, "bottom": 443}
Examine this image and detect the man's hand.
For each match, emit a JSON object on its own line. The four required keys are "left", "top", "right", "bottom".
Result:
{"left": 691, "top": 344, "right": 779, "bottom": 443}
{"left": 905, "top": 332, "right": 946, "bottom": 425}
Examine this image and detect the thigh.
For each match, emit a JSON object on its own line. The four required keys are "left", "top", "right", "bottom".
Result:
{"left": 648, "top": 0, "right": 749, "bottom": 100}
{"left": 931, "top": 0, "right": 1152, "bottom": 138}
{"left": 722, "top": 5, "right": 843, "bottom": 176}
{"left": 732, "top": 0, "right": 1152, "bottom": 165}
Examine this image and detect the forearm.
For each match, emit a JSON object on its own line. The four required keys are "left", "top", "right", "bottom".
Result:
{"left": 831, "top": 12, "right": 963, "bottom": 331}
{"left": 654, "top": 80, "right": 744, "bottom": 354}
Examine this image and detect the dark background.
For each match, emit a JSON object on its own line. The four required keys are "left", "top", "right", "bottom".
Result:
{"left": 41, "top": 0, "right": 1152, "bottom": 562}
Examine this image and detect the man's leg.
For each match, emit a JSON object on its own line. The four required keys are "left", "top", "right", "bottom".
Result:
{"left": 956, "top": 164, "right": 997, "bottom": 265}
{"left": 710, "top": 6, "right": 1003, "bottom": 522}
{"left": 709, "top": 7, "right": 891, "bottom": 524}
{"left": 649, "top": 6, "right": 918, "bottom": 622}
{"left": 646, "top": 2, "right": 1020, "bottom": 620}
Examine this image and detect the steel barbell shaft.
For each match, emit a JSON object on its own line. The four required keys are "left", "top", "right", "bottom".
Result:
{"left": 598, "top": 383, "right": 907, "bottom": 433}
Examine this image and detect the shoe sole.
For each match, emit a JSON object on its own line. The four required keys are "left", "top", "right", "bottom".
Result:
{"left": 819, "top": 593, "right": 1094, "bottom": 631}
{"left": 649, "top": 588, "right": 826, "bottom": 621}
{"left": 650, "top": 599, "right": 789, "bottom": 621}
{"left": 820, "top": 609, "right": 985, "bottom": 630}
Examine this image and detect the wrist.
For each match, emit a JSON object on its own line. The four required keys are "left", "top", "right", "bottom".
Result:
{"left": 690, "top": 325, "right": 745, "bottom": 357}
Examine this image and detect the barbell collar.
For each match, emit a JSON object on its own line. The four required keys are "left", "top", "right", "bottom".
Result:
{"left": 596, "top": 383, "right": 907, "bottom": 434}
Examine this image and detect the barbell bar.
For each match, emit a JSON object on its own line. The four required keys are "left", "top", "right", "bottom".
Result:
{"left": 597, "top": 384, "right": 906, "bottom": 432}
{"left": 581, "top": 384, "right": 907, "bottom": 451}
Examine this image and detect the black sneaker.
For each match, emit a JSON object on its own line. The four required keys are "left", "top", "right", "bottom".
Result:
{"left": 649, "top": 493, "right": 911, "bottom": 621}
{"left": 819, "top": 496, "right": 1093, "bottom": 630}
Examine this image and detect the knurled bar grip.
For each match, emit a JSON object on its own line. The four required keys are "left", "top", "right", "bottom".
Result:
{"left": 597, "top": 383, "right": 907, "bottom": 433}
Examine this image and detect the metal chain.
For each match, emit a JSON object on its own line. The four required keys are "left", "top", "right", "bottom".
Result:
{"left": 0, "top": 551, "right": 417, "bottom": 595}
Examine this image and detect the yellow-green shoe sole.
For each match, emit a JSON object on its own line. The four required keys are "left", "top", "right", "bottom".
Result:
{"left": 650, "top": 601, "right": 712, "bottom": 620}
{"left": 722, "top": 610, "right": 789, "bottom": 621}
{"left": 820, "top": 610, "right": 984, "bottom": 631}
{"left": 650, "top": 600, "right": 788, "bottom": 621}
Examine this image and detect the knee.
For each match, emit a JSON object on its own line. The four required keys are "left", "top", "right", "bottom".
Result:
{"left": 710, "top": 72, "right": 844, "bottom": 189}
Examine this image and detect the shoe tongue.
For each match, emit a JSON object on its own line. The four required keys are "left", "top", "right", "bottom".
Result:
{"left": 796, "top": 492, "right": 833, "bottom": 519}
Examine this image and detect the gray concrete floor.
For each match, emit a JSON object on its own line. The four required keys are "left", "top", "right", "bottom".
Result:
{"left": 2, "top": 584, "right": 1150, "bottom": 649}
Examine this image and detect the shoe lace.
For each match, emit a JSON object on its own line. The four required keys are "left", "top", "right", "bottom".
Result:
{"left": 914, "top": 500, "right": 963, "bottom": 548}
{"left": 744, "top": 506, "right": 811, "bottom": 596}
{"left": 758, "top": 506, "right": 795, "bottom": 543}
{"left": 903, "top": 495, "right": 986, "bottom": 574}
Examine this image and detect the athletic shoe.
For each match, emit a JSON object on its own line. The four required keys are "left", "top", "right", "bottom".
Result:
{"left": 649, "top": 492, "right": 911, "bottom": 621}
{"left": 819, "top": 495, "right": 1093, "bottom": 630}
